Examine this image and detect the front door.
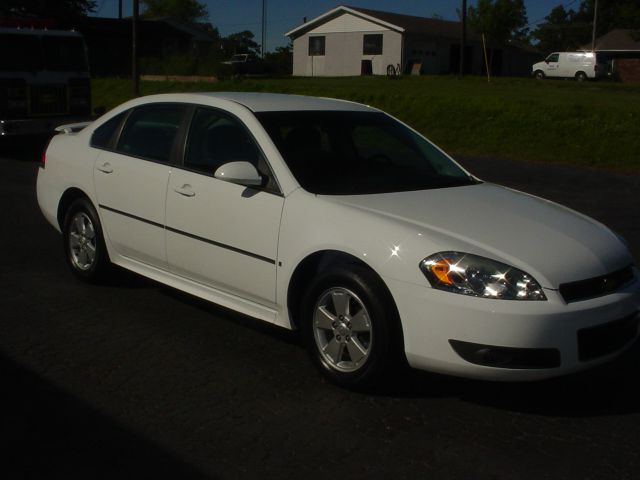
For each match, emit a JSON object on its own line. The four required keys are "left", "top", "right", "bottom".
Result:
{"left": 165, "top": 107, "right": 284, "bottom": 306}
{"left": 545, "top": 53, "right": 560, "bottom": 77}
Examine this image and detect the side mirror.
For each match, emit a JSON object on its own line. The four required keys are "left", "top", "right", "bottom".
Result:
{"left": 214, "top": 161, "right": 263, "bottom": 187}
{"left": 545, "top": 60, "right": 549, "bottom": 64}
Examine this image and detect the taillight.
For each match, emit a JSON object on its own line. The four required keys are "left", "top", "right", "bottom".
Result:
{"left": 40, "top": 136, "right": 52, "bottom": 169}
{"left": 594, "top": 65, "right": 599, "bottom": 72}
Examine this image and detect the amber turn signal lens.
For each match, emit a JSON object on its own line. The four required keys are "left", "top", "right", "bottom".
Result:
{"left": 430, "top": 259, "right": 453, "bottom": 285}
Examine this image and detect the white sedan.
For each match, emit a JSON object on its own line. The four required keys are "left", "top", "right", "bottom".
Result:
{"left": 37, "top": 93, "right": 640, "bottom": 387}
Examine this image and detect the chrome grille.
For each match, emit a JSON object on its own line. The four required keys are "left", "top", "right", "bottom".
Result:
{"left": 559, "top": 266, "right": 635, "bottom": 303}
{"left": 30, "top": 84, "right": 67, "bottom": 115}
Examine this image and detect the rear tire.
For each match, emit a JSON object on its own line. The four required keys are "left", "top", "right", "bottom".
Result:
{"left": 62, "top": 198, "right": 111, "bottom": 283}
{"left": 300, "top": 264, "right": 403, "bottom": 388}
{"left": 575, "top": 71, "right": 587, "bottom": 82}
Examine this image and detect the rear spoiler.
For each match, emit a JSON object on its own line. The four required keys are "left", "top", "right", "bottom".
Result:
{"left": 54, "top": 122, "right": 92, "bottom": 134}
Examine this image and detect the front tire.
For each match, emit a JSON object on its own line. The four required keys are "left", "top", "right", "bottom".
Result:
{"left": 300, "top": 265, "right": 402, "bottom": 388}
{"left": 534, "top": 70, "right": 545, "bottom": 80}
{"left": 62, "top": 198, "right": 110, "bottom": 283}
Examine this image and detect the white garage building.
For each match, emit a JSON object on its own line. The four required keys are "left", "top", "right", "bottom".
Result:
{"left": 286, "top": 5, "right": 538, "bottom": 77}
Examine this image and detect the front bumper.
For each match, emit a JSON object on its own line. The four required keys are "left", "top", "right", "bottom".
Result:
{"left": 385, "top": 272, "right": 640, "bottom": 381}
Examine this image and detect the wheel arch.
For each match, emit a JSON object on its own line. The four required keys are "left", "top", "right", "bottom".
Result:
{"left": 57, "top": 187, "right": 94, "bottom": 230}
{"left": 287, "top": 250, "right": 403, "bottom": 338}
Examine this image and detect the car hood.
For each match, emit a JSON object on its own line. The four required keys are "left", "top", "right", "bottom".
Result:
{"left": 325, "top": 183, "right": 632, "bottom": 288}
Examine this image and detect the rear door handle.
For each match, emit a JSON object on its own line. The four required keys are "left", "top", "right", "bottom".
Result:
{"left": 96, "top": 162, "right": 113, "bottom": 174}
{"left": 174, "top": 185, "right": 195, "bottom": 197}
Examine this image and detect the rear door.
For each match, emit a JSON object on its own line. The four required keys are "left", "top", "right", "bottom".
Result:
{"left": 93, "top": 103, "right": 186, "bottom": 268}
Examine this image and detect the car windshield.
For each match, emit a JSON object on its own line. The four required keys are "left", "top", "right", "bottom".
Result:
{"left": 0, "top": 34, "right": 87, "bottom": 72}
{"left": 0, "top": 34, "right": 43, "bottom": 71}
{"left": 256, "top": 111, "right": 478, "bottom": 195}
{"left": 43, "top": 36, "right": 88, "bottom": 71}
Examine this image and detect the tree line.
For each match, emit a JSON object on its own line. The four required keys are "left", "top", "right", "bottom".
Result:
{"left": 467, "top": 0, "right": 640, "bottom": 53}
{"left": 1, "top": 0, "right": 292, "bottom": 73}
{"left": 3, "top": 0, "right": 639, "bottom": 56}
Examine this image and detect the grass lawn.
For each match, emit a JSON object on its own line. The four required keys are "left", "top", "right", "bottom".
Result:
{"left": 92, "top": 76, "right": 640, "bottom": 172}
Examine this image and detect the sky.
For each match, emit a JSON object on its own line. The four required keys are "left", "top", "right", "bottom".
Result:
{"left": 92, "top": 0, "right": 576, "bottom": 52}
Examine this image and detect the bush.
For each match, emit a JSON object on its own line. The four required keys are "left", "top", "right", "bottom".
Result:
{"left": 140, "top": 52, "right": 231, "bottom": 77}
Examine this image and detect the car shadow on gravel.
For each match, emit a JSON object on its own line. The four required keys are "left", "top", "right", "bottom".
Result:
{"left": 150, "top": 279, "right": 640, "bottom": 418}
{"left": 0, "top": 351, "right": 211, "bottom": 479}
{"left": 374, "top": 340, "right": 640, "bottom": 417}
{"left": 156, "top": 285, "right": 302, "bottom": 348}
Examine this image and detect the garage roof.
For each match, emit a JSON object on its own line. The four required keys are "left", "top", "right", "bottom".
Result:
{"left": 285, "top": 5, "right": 478, "bottom": 41}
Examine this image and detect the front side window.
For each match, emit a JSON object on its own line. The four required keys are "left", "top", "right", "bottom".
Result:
{"left": 256, "top": 111, "right": 477, "bottom": 195}
{"left": 185, "top": 108, "right": 261, "bottom": 173}
{"left": 309, "top": 36, "right": 325, "bottom": 56}
{"left": 117, "top": 104, "right": 185, "bottom": 162}
{"left": 546, "top": 53, "right": 559, "bottom": 63}
{"left": 184, "top": 107, "right": 279, "bottom": 192}
{"left": 363, "top": 34, "right": 383, "bottom": 55}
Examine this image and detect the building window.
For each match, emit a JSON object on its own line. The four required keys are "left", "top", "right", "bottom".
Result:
{"left": 363, "top": 34, "right": 383, "bottom": 55}
{"left": 309, "top": 36, "right": 325, "bottom": 56}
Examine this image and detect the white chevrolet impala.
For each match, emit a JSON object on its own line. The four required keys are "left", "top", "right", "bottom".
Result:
{"left": 37, "top": 93, "right": 640, "bottom": 387}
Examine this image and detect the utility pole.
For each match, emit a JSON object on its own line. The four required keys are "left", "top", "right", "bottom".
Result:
{"left": 261, "top": 0, "right": 267, "bottom": 59}
{"left": 591, "top": 0, "right": 599, "bottom": 51}
{"left": 460, "top": 0, "right": 467, "bottom": 75}
{"left": 118, "top": 0, "right": 122, "bottom": 19}
{"left": 132, "top": 0, "right": 139, "bottom": 97}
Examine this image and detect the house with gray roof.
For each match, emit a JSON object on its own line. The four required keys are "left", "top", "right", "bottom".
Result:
{"left": 285, "top": 5, "right": 539, "bottom": 77}
{"left": 582, "top": 29, "right": 640, "bottom": 82}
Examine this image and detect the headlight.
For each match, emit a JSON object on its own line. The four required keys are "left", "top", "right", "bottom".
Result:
{"left": 419, "top": 252, "right": 546, "bottom": 300}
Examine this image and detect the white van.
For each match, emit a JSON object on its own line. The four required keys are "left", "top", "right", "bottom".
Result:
{"left": 532, "top": 52, "right": 606, "bottom": 81}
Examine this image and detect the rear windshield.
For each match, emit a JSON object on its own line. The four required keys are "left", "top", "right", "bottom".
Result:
{"left": 256, "top": 110, "right": 477, "bottom": 195}
{"left": 0, "top": 34, "right": 87, "bottom": 72}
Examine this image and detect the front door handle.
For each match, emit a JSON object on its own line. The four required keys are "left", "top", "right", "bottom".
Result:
{"left": 174, "top": 184, "right": 195, "bottom": 197}
{"left": 96, "top": 162, "right": 113, "bottom": 174}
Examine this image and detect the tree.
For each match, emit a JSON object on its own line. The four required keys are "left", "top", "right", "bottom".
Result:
{"left": 0, "top": 0, "right": 96, "bottom": 18}
{"left": 141, "top": 0, "right": 208, "bottom": 23}
{"left": 575, "top": 0, "right": 640, "bottom": 37}
{"left": 225, "top": 30, "right": 261, "bottom": 57}
{"left": 467, "top": 0, "right": 529, "bottom": 45}
{"left": 531, "top": 5, "right": 588, "bottom": 53}
{"left": 531, "top": 0, "right": 640, "bottom": 53}
{"left": 264, "top": 43, "right": 293, "bottom": 74}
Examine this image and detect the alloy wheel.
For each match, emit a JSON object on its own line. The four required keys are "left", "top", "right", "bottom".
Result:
{"left": 313, "top": 287, "right": 373, "bottom": 372}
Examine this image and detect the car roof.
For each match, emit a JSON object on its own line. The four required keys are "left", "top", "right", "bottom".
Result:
{"left": 135, "top": 92, "right": 377, "bottom": 113}
{"left": 0, "top": 27, "right": 83, "bottom": 37}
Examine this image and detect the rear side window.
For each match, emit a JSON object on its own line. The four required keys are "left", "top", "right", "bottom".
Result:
{"left": 117, "top": 104, "right": 185, "bottom": 163}
{"left": 90, "top": 111, "right": 127, "bottom": 149}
